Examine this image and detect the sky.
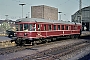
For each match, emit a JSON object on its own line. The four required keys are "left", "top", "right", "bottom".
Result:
{"left": 0, "top": 0, "right": 90, "bottom": 21}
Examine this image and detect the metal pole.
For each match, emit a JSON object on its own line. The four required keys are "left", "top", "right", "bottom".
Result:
{"left": 79, "top": 0, "right": 82, "bottom": 24}
{"left": 58, "top": 12, "right": 62, "bottom": 20}
{"left": 79, "top": 0, "right": 82, "bottom": 31}
{"left": 19, "top": 3, "right": 26, "bottom": 18}
{"left": 28, "top": 12, "right": 30, "bottom": 18}
{"left": 5, "top": 15, "right": 8, "bottom": 20}
{"left": 22, "top": 5, "right": 23, "bottom": 18}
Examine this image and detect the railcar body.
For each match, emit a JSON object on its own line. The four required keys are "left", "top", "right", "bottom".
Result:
{"left": 14, "top": 18, "right": 82, "bottom": 45}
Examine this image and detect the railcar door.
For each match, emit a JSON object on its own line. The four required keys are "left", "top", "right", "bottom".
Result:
{"left": 36, "top": 24, "right": 48, "bottom": 38}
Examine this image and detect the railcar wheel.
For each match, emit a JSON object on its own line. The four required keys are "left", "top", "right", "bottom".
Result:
{"left": 77, "top": 35, "right": 80, "bottom": 38}
{"left": 75, "top": 35, "right": 79, "bottom": 39}
{"left": 30, "top": 41, "right": 34, "bottom": 46}
{"left": 66, "top": 35, "right": 70, "bottom": 38}
{"left": 15, "top": 39, "right": 22, "bottom": 46}
{"left": 33, "top": 41, "right": 37, "bottom": 45}
{"left": 70, "top": 35, "right": 75, "bottom": 39}
{"left": 45, "top": 39, "right": 51, "bottom": 43}
{"left": 21, "top": 40, "right": 26, "bottom": 45}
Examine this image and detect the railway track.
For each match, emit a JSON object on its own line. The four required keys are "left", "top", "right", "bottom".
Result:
{"left": 0, "top": 39, "right": 70, "bottom": 55}
{"left": 10, "top": 40, "right": 90, "bottom": 60}
{"left": 0, "top": 35, "right": 87, "bottom": 55}
{"left": 0, "top": 38, "right": 89, "bottom": 60}
{"left": 0, "top": 46, "right": 26, "bottom": 55}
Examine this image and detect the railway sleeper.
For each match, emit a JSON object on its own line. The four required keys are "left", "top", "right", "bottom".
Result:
{"left": 13, "top": 41, "right": 90, "bottom": 60}
{"left": 34, "top": 41, "right": 87, "bottom": 57}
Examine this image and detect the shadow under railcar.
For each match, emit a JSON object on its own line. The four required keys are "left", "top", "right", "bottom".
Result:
{"left": 80, "top": 35, "right": 90, "bottom": 40}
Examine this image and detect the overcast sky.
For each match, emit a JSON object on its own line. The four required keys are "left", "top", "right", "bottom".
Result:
{"left": 0, "top": 0, "right": 90, "bottom": 21}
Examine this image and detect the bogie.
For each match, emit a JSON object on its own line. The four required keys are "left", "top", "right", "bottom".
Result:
{"left": 15, "top": 38, "right": 22, "bottom": 46}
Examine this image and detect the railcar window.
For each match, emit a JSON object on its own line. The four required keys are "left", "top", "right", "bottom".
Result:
{"left": 15, "top": 24, "right": 19, "bottom": 31}
{"left": 44, "top": 25, "right": 46, "bottom": 31}
{"left": 29, "top": 24, "right": 32, "bottom": 31}
{"left": 74, "top": 26, "right": 77, "bottom": 30}
{"left": 62, "top": 25, "right": 64, "bottom": 30}
{"left": 24, "top": 24, "right": 28, "bottom": 31}
{"left": 69, "top": 26, "right": 71, "bottom": 30}
{"left": 71, "top": 25, "right": 73, "bottom": 30}
{"left": 29, "top": 24, "right": 35, "bottom": 31}
{"left": 66, "top": 26, "right": 68, "bottom": 30}
{"left": 38, "top": 24, "right": 40, "bottom": 31}
{"left": 20, "top": 24, "right": 23, "bottom": 31}
{"left": 49, "top": 25, "right": 52, "bottom": 30}
{"left": 54, "top": 25, "right": 56, "bottom": 30}
{"left": 58, "top": 25, "right": 60, "bottom": 30}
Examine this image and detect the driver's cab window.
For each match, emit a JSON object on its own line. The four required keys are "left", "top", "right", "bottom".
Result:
{"left": 20, "top": 24, "right": 23, "bottom": 31}
{"left": 24, "top": 24, "right": 28, "bottom": 31}
{"left": 15, "top": 24, "right": 19, "bottom": 31}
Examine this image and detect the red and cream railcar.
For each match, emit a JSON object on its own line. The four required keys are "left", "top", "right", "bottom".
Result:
{"left": 15, "top": 18, "right": 82, "bottom": 45}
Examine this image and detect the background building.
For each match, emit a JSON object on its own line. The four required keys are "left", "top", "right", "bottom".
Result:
{"left": 71, "top": 6, "right": 90, "bottom": 31}
{"left": 0, "top": 19, "right": 15, "bottom": 34}
{"left": 31, "top": 5, "right": 58, "bottom": 20}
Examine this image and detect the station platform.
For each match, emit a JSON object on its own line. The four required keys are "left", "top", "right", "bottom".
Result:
{"left": 81, "top": 31, "right": 90, "bottom": 36}
{"left": 0, "top": 36, "right": 15, "bottom": 48}
{"left": 0, "top": 36, "right": 11, "bottom": 42}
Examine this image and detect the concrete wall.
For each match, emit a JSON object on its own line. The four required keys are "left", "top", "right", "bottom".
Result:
{"left": 31, "top": 5, "right": 58, "bottom": 20}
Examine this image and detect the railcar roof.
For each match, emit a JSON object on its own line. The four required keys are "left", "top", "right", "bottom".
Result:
{"left": 16, "top": 18, "right": 81, "bottom": 25}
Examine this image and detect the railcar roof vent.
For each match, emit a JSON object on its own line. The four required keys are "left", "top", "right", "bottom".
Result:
{"left": 75, "top": 22, "right": 76, "bottom": 25}
{"left": 35, "top": 20, "right": 37, "bottom": 22}
{"left": 19, "top": 19, "right": 21, "bottom": 22}
{"left": 26, "top": 16, "right": 28, "bottom": 18}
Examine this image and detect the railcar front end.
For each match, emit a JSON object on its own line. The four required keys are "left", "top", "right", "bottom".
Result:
{"left": 15, "top": 22, "right": 38, "bottom": 45}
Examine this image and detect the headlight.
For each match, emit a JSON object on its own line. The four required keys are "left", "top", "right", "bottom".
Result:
{"left": 14, "top": 33, "right": 17, "bottom": 36}
{"left": 24, "top": 33, "right": 27, "bottom": 36}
